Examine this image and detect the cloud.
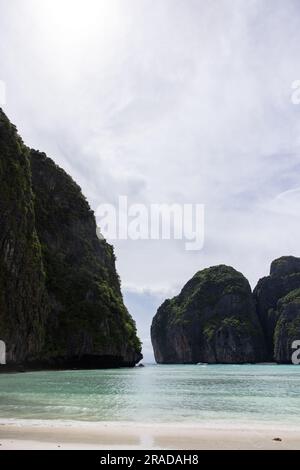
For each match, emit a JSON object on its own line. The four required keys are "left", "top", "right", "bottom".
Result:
{"left": 1, "top": 0, "right": 300, "bottom": 358}
{"left": 263, "top": 187, "right": 300, "bottom": 217}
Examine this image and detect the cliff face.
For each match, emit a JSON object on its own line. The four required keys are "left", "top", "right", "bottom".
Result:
{"left": 152, "top": 258, "right": 300, "bottom": 365}
{"left": 151, "top": 265, "right": 266, "bottom": 364}
{"left": 253, "top": 256, "right": 300, "bottom": 361}
{"left": 274, "top": 289, "right": 300, "bottom": 363}
{"left": 0, "top": 109, "right": 142, "bottom": 368}
{"left": 30, "top": 150, "right": 142, "bottom": 367}
{"left": 0, "top": 111, "right": 48, "bottom": 364}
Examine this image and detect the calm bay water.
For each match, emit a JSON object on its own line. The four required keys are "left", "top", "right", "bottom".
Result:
{"left": 0, "top": 364, "right": 299, "bottom": 425}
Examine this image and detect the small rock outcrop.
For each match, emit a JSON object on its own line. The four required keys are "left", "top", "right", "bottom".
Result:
{"left": 151, "top": 265, "right": 266, "bottom": 364}
{"left": 0, "top": 109, "right": 142, "bottom": 368}
{"left": 253, "top": 256, "right": 300, "bottom": 360}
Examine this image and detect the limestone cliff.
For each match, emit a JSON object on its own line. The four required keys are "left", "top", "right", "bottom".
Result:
{"left": 0, "top": 109, "right": 142, "bottom": 368}
{"left": 273, "top": 289, "right": 300, "bottom": 363}
{"left": 254, "top": 256, "right": 300, "bottom": 362}
{"left": 151, "top": 265, "right": 266, "bottom": 364}
{"left": 0, "top": 110, "right": 48, "bottom": 364}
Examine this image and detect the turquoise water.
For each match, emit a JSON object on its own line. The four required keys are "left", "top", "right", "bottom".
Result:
{"left": 0, "top": 364, "right": 300, "bottom": 425}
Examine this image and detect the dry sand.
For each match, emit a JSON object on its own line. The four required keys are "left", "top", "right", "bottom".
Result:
{"left": 0, "top": 419, "right": 299, "bottom": 450}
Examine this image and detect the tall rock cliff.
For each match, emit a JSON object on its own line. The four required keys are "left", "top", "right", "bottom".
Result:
{"left": 151, "top": 265, "right": 266, "bottom": 364}
{"left": 254, "top": 256, "right": 300, "bottom": 362}
{"left": 0, "top": 110, "right": 48, "bottom": 364}
{"left": 273, "top": 289, "right": 300, "bottom": 363}
{"left": 0, "top": 109, "right": 142, "bottom": 368}
{"left": 30, "top": 150, "right": 142, "bottom": 367}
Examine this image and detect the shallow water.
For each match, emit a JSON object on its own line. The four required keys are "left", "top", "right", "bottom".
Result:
{"left": 0, "top": 364, "right": 299, "bottom": 424}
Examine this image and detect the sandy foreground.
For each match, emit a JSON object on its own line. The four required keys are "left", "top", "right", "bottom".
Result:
{"left": 0, "top": 420, "right": 299, "bottom": 450}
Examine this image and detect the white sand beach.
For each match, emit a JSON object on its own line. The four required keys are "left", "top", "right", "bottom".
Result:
{"left": 0, "top": 419, "right": 299, "bottom": 450}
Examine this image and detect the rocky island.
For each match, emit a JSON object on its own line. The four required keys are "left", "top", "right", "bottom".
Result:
{"left": 0, "top": 109, "right": 142, "bottom": 369}
{"left": 152, "top": 259, "right": 300, "bottom": 364}
{"left": 254, "top": 256, "right": 300, "bottom": 363}
{"left": 151, "top": 265, "right": 266, "bottom": 364}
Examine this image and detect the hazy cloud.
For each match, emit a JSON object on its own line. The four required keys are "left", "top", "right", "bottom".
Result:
{"left": 1, "top": 0, "right": 300, "bottom": 360}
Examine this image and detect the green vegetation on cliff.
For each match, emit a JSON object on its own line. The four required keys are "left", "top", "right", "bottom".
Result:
{"left": 274, "top": 288, "right": 300, "bottom": 363}
{"left": 0, "top": 109, "right": 48, "bottom": 363}
{"left": 0, "top": 109, "right": 141, "bottom": 368}
{"left": 254, "top": 256, "right": 300, "bottom": 362}
{"left": 151, "top": 265, "right": 266, "bottom": 364}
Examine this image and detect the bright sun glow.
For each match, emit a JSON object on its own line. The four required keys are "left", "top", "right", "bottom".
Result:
{"left": 35, "top": 0, "right": 121, "bottom": 47}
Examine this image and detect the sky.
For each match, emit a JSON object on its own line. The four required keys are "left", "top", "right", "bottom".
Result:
{"left": 1, "top": 0, "right": 300, "bottom": 361}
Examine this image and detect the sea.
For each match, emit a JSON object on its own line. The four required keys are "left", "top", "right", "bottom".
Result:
{"left": 0, "top": 364, "right": 299, "bottom": 426}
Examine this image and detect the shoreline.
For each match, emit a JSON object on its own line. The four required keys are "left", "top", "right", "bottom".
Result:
{"left": 0, "top": 419, "right": 300, "bottom": 450}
